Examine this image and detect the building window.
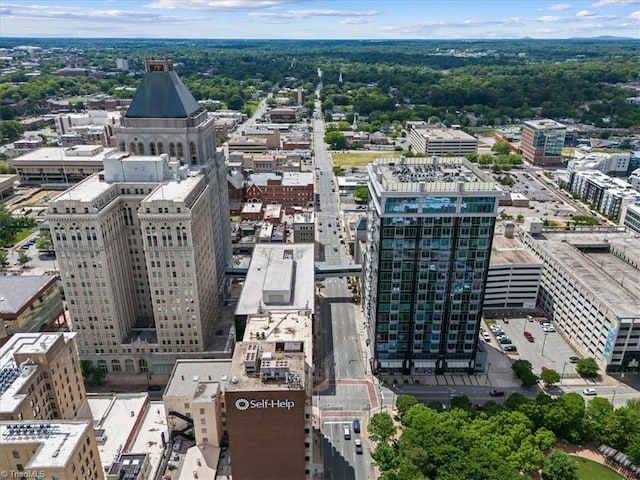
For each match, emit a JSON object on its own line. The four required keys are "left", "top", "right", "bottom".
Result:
{"left": 12, "top": 450, "right": 20, "bottom": 458}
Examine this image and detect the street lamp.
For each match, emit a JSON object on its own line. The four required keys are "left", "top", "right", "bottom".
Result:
{"left": 561, "top": 362, "right": 568, "bottom": 382}
{"left": 448, "top": 389, "right": 456, "bottom": 409}
{"left": 611, "top": 390, "right": 616, "bottom": 406}
{"left": 541, "top": 332, "right": 549, "bottom": 356}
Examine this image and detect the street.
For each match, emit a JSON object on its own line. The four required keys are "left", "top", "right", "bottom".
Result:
{"left": 312, "top": 93, "right": 376, "bottom": 480}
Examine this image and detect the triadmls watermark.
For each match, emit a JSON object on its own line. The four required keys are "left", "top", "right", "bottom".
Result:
{"left": 0, "top": 471, "right": 45, "bottom": 479}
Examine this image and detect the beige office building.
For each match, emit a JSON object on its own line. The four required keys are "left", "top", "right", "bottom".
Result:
{"left": 0, "top": 332, "right": 86, "bottom": 422}
{"left": 46, "top": 154, "right": 220, "bottom": 376}
{"left": 0, "top": 420, "right": 104, "bottom": 480}
{"left": 409, "top": 126, "right": 478, "bottom": 156}
{"left": 45, "top": 57, "right": 232, "bottom": 377}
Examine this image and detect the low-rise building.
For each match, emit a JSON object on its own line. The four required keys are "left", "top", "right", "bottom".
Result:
{"left": 0, "top": 275, "right": 65, "bottom": 337}
{"left": 409, "top": 126, "right": 477, "bottom": 156}
{"left": 9, "top": 145, "right": 115, "bottom": 187}
{"left": 245, "top": 172, "right": 314, "bottom": 207}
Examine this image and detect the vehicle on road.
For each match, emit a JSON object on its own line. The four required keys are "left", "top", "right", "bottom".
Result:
{"left": 489, "top": 390, "right": 505, "bottom": 397}
{"left": 472, "top": 404, "right": 484, "bottom": 411}
{"left": 354, "top": 439, "right": 363, "bottom": 454}
{"left": 147, "top": 385, "right": 163, "bottom": 391}
{"left": 527, "top": 315, "right": 534, "bottom": 322}
{"left": 542, "top": 325, "right": 556, "bottom": 333}
{"left": 583, "top": 388, "right": 597, "bottom": 396}
{"left": 344, "top": 426, "right": 351, "bottom": 439}
{"left": 482, "top": 332, "right": 491, "bottom": 342}
{"left": 503, "top": 318, "right": 509, "bottom": 324}
{"left": 504, "top": 345, "right": 517, "bottom": 352}
{"left": 499, "top": 337, "right": 512, "bottom": 344}
{"left": 353, "top": 419, "right": 360, "bottom": 433}
{"left": 569, "top": 356, "right": 580, "bottom": 363}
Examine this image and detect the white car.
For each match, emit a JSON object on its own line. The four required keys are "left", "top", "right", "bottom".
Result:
{"left": 583, "top": 388, "right": 597, "bottom": 396}
{"left": 542, "top": 326, "right": 556, "bottom": 333}
{"left": 482, "top": 332, "right": 491, "bottom": 341}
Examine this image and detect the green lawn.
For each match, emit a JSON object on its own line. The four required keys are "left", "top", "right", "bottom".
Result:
{"left": 572, "top": 456, "right": 624, "bottom": 480}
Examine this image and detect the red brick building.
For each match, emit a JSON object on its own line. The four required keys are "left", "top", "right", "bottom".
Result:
{"left": 245, "top": 172, "right": 314, "bottom": 207}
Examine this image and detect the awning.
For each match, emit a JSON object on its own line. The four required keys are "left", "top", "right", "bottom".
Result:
{"left": 413, "top": 360, "right": 437, "bottom": 368}
{"left": 379, "top": 361, "right": 403, "bottom": 368}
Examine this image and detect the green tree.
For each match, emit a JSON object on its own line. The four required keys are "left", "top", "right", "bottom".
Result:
{"left": 372, "top": 442, "right": 400, "bottom": 471}
{"left": 80, "top": 360, "right": 106, "bottom": 386}
{"left": 35, "top": 232, "right": 55, "bottom": 255}
{"left": 0, "top": 120, "right": 24, "bottom": 142}
{"left": 368, "top": 412, "right": 396, "bottom": 443}
{"left": 0, "top": 249, "right": 8, "bottom": 265}
{"left": 227, "top": 94, "right": 244, "bottom": 110}
{"left": 324, "top": 130, "right": 347, "bottom": 149}
{"left": 575, "top": 357, "right": 599, "bottom": 378}
{"left": 540, "top": 369, "right": 561, "bottom": 388}
{"left": 450, "top": 395, "right": 472, "bottom": 411}
{"left": 542, "top": 450, "right": 577, "bottom": 480}
{"left": 353, "top": 186, "right": 369, "bottom": 203}
{"left": 396, "top": 395, "right": 419, "bottom": 416}
{"left": 492, "top": 140, "right": 512, "bottom": 155}
{"left": 17, "top": 250, "right": 31, "bottom": 265}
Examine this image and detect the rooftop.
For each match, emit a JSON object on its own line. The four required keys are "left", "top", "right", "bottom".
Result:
{"left": 0, "top": 420, "right": 92, "bottom": 469}
{"left": 125, "top": 60, "right": 202, "bottom": 119}
{"left": 528, "top": 231, "right": 640, "bottom": 318}
{"left": 164, "top": 359, "right": 231, "bottom": 398}
{"left": 525, "top": 119, "right": 566, "bottom": 130}
{"left": 412, "top": 127, "right": 477, "bottom": 142}
{"left": 235, "top": 244, "right": 315, "bottom": 316}
{"left": 10, "top": 145, "right": 114, "bottom": 164}
{"left": 87, "top": 393, "right": 148, "bottom": 469}
{"left": 490, "top": 234, "right": 542, "bottom": 265}
{"left": 0, "top": 275, "right": 57, "bottom": 315}
{"left": 368, "top": 156, "right": 497, "bottom": 193}
{"left": 0, "top": 333, "right": 75, "bottom": 412}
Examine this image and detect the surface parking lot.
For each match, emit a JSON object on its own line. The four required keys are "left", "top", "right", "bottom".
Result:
{"left": 482, "top": 316, "right": 581, "bottom": 378}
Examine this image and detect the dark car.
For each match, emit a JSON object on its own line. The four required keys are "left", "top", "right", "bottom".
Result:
{"left": 353, "top": 419, "right": 361, "bottom": 433}
{"left": 569, "top": 356, "right": 580, "bottom": 363}
{"left": 489, "top": 390, "right": 505, "bottom": 397}
{"left": 147, "top": 385, "right": 163, "bottom": 391}
{"left": 504, "top": 345, "right": 517, "bottom": 352}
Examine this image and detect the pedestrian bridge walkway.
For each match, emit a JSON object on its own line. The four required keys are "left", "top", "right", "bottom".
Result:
{"left": 225, "top": 263, "right": 362, "bottom": 279}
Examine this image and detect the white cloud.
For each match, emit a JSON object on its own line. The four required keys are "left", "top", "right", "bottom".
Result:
{"left": 592, "top": 0, "right": 640, "bottom": 7}
{"left": 548, "top": 3, "right": 573, "bottom": 10}
{"left": 538, "top": 15, "right": 561, "bottom": 22}
{"left": 145, "top": 0, "right": 301, "bottom": 10}
{"left": 339, "top": 18, "right": 372, "bottom": 25}
{"left": 249, "top": 8, "right": 379, "bottom": 19}
{"left": 629, "top": 10, "right": 640, "bottom": 18}
{"left": 576, "top": 9, "right": 597, "bottom": 16}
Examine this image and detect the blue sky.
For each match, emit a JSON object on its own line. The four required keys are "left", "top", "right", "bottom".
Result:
{"left": 0, "top": 0, "right": 638, "bottom": 39}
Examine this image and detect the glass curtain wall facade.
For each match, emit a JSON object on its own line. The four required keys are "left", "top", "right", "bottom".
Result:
{"left": 364, "top": 158, "right": 500, "bottom": 375}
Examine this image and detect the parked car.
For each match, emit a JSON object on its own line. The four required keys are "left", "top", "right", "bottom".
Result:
{"left": 523, "top": 331, "right": 532, "bottom": 338}
{"left": 542, "top": 326, "right": 556, "bottom": 333}
{"left": 569, "top": 356, "right": 580, "bottom": 363}
{"left": 583, "top": 388, "right": 597, "bottom": 396}
{"left": 503, "top": 318, "right": 509, "bottom": 324}
{"left": 504, "top": 345, "right": 518, "bottom": 352}
{"left": 489, "top": 390, "right": 505, "bottom": 397}
{"left": 527, "top": 315, "right": 534, "bottom": 322}
{"left": 482, "top": 332, "right": 491, "bottom": 342}
{"left": 499, "top": 337, "right": 512, "bottom": 344}
{"left": 472, "top": 404, "right": 484, "bottom": 411}
{"left": 147, "top": 385, "right": 162, "bottom": 391}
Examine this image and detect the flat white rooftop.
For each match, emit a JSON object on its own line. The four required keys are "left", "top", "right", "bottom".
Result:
{"left": 87, "top": 393, "right": 148, "bottom": 469}
{"left": 164, "top": 359, "right": 231, "bottom": 398}
{"left": 236, "top": 244, "right": 315, "bottom": 316}
{"left": 0, "top": 420, "right": 91, "bottom": 469}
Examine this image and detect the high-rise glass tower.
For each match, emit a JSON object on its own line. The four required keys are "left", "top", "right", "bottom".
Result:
{"left": 363, "top": 157, "right": 500, "bottom": 375}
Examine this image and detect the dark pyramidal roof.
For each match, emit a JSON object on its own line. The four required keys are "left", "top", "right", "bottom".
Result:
{"left": 125, "top": 58, "right": 202, "bottom": 119}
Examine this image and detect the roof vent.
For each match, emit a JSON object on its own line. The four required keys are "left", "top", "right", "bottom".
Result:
{"left": 231, "top": 376, "right": 239, "bottom": 384}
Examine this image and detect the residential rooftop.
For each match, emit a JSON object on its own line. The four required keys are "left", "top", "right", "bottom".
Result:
{"left": 368, "top": 156, "right": 497, "bottom": 193}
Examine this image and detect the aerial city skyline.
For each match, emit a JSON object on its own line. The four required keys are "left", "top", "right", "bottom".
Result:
{"left": 0, "top": 0, "right": 638, "bottom": 39}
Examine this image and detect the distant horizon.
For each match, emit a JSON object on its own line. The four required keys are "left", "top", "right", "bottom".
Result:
{"left": 1, "top": 1, "right": 638, "bottom": 40}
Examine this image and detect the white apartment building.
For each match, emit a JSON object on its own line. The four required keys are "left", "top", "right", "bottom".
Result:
{"left": 522, "top": 230, "right": 640, "bottom": 373}
{"left": 569, "top": 150, "right": 630, "bottom": 177}
{"left": 569, "top": 169, "right": 640, "bottom": 221}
